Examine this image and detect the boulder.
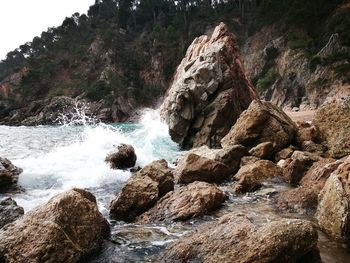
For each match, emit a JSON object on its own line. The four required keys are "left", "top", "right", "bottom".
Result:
{"left": 301, "top": 141, "right": 328, "bottom": 157}
{"left": 316, "top": 159, "right": 350, "bottom": 241}
{"left": 314, "top": 98, "right": 350, "bottom": 158}
{"left": 296, "top": 123, "right": 320, "bottom": 146}
{"left": 0, "top": 189, "right": 109, "bottom": 263}
{"left": 248, "top": 141, "right": 274, "bottom": 159}
{"left": 105, "top": 144, "right": 137, "bottom": 169}
{"left": 221, "top": 100, "right": 298, "bottom": 152}
{"left": 274, "top": 146, "right": 296, "bottom": 162}
{"left": 187, "top": 144, "right": 248, "bottom": 173}
{"left": 137, "top": 181, "right": 227, "bottom": 223}
{"left": 0, "top": 198, "right": 24, "bottom": 229}
{"left": 240, "top": 156, "right": 260, "bottom": 167}
{"left": 175, "top": 153, "right": 231, "bottom": 184}
{"left": 163, "top": 213, "right": 318, "bottom": 263}
{"left": 0, "top": 157, "right": 22, "bottom": 192}
{"left": 160, "top": 23, "right": 257, "bottom": 149}
{"left": 110, "top": 160, "right": 174, "bottom": 222}
{"left": 283, "top": 151, "right": 321, "bottom": 185}
{"left": 233, "top": 160, "right": 282, "bottom": 193}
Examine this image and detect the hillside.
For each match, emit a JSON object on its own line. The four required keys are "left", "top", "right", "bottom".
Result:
{"left": 0, "top": 0, "right": 349, "bottom": 124}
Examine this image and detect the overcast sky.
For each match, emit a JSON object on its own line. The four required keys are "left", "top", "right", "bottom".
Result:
{"left": 0, "top": 0, "right": 94, "bottom": 60}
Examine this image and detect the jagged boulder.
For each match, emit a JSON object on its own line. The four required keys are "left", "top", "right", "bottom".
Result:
{"left": 138, "top": 181, "right": 227, "bottom": 223}
{"left": 0, "top": 198, "right": 24, "bottom": 229}
{"left": 314, "top": 98, "right": 350, "bottom": 158}
{"left": 105, "top": 144, "right": 137, "bottom": 169}
{"left": 0, "top": 189, "right": 109, "bottom": 263}
{"left": 160, "top": 22, "right": 257, "bottom": 149}
{"left": 110, "top": 160, "right": 174, "bottom": 222}
{"left": 233, "top": 160, "right": 282, "bottom": 193}
{"left": 163, "top": 213, "right": 318, "bottom": 263}
{"left": 316, "top": 159, "right": 350, "bottom": 241}
{"left": 249, "top": 141, "right": 275, "bottom": 159}
{"left": 175, "top": 153, "right": 231, "bottom": 184}
{"left": 0, "top": 157, "right": 22, "bottom": 192}
{"left": 221, "top": 100, "right": 298, "bottom": 152}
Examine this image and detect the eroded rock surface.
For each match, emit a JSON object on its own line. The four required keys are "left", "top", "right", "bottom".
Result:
{"left": 0, "top": 198, "right": 24, "bottom": 229}
{"left": 138, "top": 181, "right": 227, "bottom": 223}
{"left": 160, "top": 22, "right": 257, "bottom": 148}
{"left": 221, "top": 100, "right": 297, "bottom": 152}
{"left": 163, "top": 213, "right": 318, "bottom": 263}
{"left": 0, "top": 188, "right": 109, "bottom": 263}
{"left": 105, "top": 144, "right": 137, "bottom": 169}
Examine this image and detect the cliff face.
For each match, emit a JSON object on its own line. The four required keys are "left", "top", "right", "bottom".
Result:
{"left": 160, "top": 23, "right": 257, "bottom": 149}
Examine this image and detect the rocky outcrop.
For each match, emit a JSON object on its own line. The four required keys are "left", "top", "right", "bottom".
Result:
{"left": 221, "top": 100, "right": 297, "bottom": 152}
{"left": 0, "top": 198, "right": 24, "bottom": 229}
{"left": 0, "top": 157, "right": 22, "bottom": 192}
{"left": 105, "top": 144, "right": 137, "bottom": 169}
{"left": 110, "top": 160, "right": 174, "bottom": 222}
{"left": 138, "top": 181, "right": 227, "bottom": 223}
{"left": 233, "top": 160, "right": 282, "bottom": 193}
{"left": 316, "top": 159, "right": 350, "bottom": 241}
{"left": 175, "top": 153, "right": 231, "bottom": 184}
{"left": 314, "top": 98, "right": 350, "bottom": 158}
{"left": 163, "top": 213, "right": 318, "bottom": 263}
{"left": 160, "top": 22, "right": 257, "bottom": 149}
{"left": 0, "top": 189, "right": 109, "bottom": 263}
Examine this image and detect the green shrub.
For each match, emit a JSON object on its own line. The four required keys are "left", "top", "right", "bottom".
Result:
{"left": 256, "top": 70, "right": 279, "bottom": 92}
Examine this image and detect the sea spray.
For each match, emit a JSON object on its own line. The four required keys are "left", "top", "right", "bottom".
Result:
{"left": 0, "top": 108, "right": 180, "bottom": 212}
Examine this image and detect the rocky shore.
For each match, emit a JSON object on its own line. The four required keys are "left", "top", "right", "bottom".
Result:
{"left": 0, "top": 23, "right": 349, "bottom": 262}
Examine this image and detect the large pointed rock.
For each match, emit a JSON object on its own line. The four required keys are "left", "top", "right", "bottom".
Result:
{"left": 160, "top": 22, "right": 257, "bottom": 149}
{"left": 0, "top": 189, "right": 110, "bottom": 263}
{"left": 221, "top": 100, "right": 298, "bottom": 152}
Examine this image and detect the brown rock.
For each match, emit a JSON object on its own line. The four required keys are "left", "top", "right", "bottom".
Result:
{"left": 296, "top": 124, "right": 320, "bottom": 146}
{"left": 137, "top": 181, "right": 227, "bottom": 223}
{"left": 188, "top": 144, "right": 248, "bottom": 173}
{"left": 0, "top": 157, "right": 22, "bottom": 192}
{"left": 301, "top": 141, "right": 328, "bottom": 157}
{"left": 221, "top": 100, "right": 298, "bottom": 152}
{"left": 175, "top": 153, "right": 231, "bottom": 184}
{"left": 240, "top": 156, "right": 260, "bottom": 166}
{"left": 160, "top": 23, "right": 257, "bottom": 149}
{"left": 0, "top": 189, "right": 109, "bottom": 263}
{"left": 314, "top": 98, "right": 350, "bottom": 158}
{"left": 248, "top": 141, "right": 275, "bottom": 159}
{"left": 274, "top": 187, "right": 318, "bottom": 214}
{"left": 234, "top": 160, "right": 282, "bottom": 193}
{"left": 105, "top": 144, "right": 137, "bottom": 169}
{"left": 274, "top": 146, "right": 296, "bottom": 162}
{"left": 109, "top": 160, "right": 174, "bottom": 222}
{"left": 316, "top": 159, "right": 350, "bottom": 241}
{"left": 0, "top": 198, "right": 24, "bottom": 229}
{"left": 163, "top": 213, "right": 318, "bottom": 263}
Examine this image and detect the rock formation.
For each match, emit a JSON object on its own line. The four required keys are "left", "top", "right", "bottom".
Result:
{"left": 163, "top": 213, "right": 318, "bottom": 262}
{"left": 221, "top": 100, "right": 298, "bottom": 152}
{"left": 160, "top": 22, "right": 257, "bottom": 148}
{"left": 0, "top": 157, "right": 22, "bottom": 192}
{"left": 138, "top": 181, "right": 227, "bottom": 223}
{"left": 0, "top": 198, "right": 24, "bottom": 229}
{"left": 110, "top": 160, "right": 174, "bottom": 222}
{"left": 0, "top": 189, "right": 109, "bottom": 263}
{"left": 105, "top": 144, "right": 137, "bottom": 169}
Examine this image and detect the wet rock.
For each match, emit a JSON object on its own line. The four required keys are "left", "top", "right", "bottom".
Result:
{"left": 138, "top": 181, "right": 227, "bottom": 223}
{"left": 274, "top": 146, "right": 296, "bottom": 162}
{"left": 188, "top": 144, "right": 248, "bottom": 173}
{"left": 248, "top": 141, "right": 275, "bottom": 159}
{"left": 274, "top": 187, "right": 318, "bottom": 214}
{"left": 160, "top": 23, "right": 257, "bottom": 149}
{"left": 163, "top": 213, "right": 318, "bottom": 263}
{"left": 234, "top": 160, "right": 282, "bottom": 193}
{"left": 0, "top": 198, "right": 24, "bottom": 229}
{"left": 0, "top": 157, "right": 22, "bottom": 192}
{"left": 221, "top": 100, "right": 298, "bottom": 152}
{"left": 110, "top": 160, "right": 174, "bottom": 222}
{"left": 105, "top": 144, "right": 137, "bottom": 169}
{"left": 175, "top": 153, "right": 231, "bottom": 184}
{"left": 0, "top": 189, "right": 110, "bottom": 263}
{"left": 316, "top": 159, "right": 350, "bottom": 241}
{"left": 314, "top": 98, "right": 350, "bottom": 158}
